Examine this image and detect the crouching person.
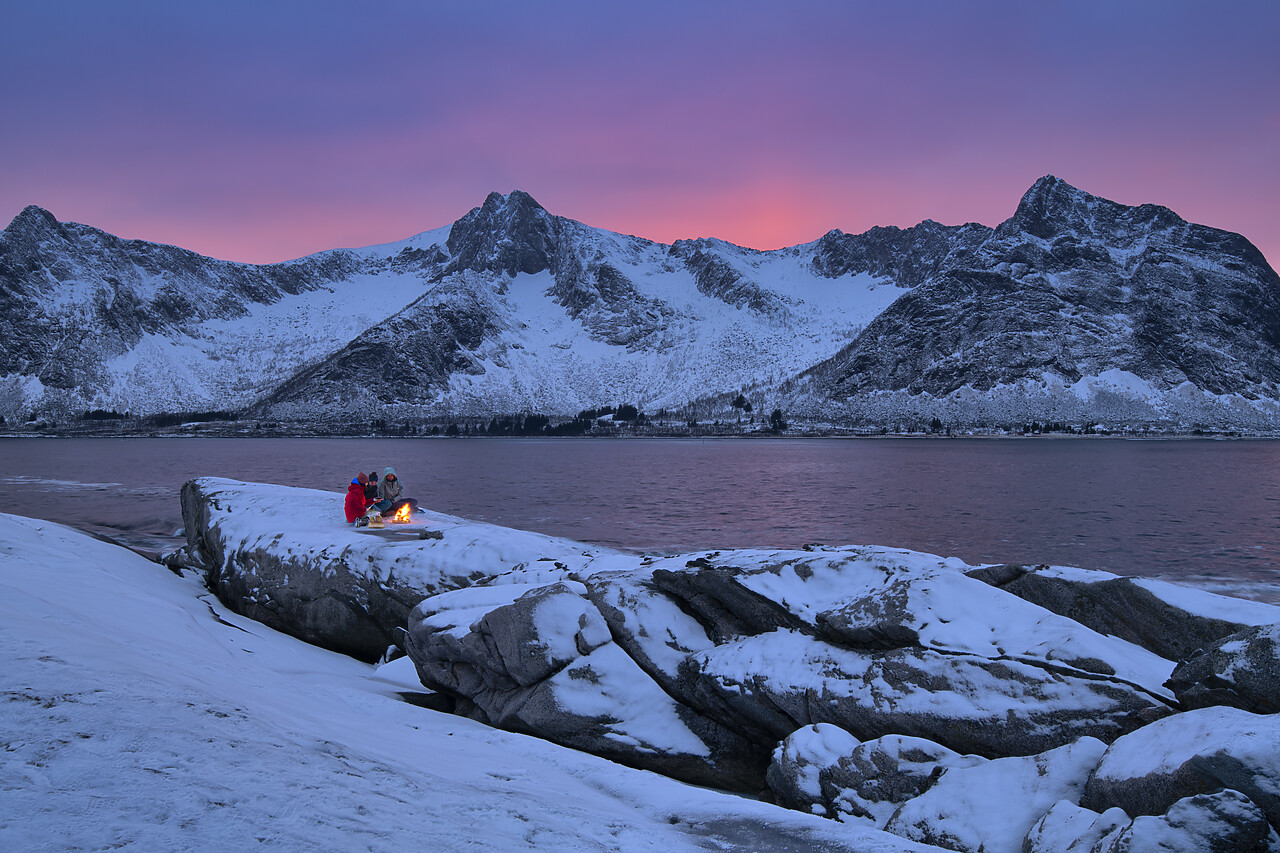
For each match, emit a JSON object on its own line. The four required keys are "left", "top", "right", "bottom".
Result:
{"left": 345, "top": 472, "right": 374, "bottom": 524}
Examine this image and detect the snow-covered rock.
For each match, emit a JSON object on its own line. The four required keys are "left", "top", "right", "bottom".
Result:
{"left": 1026, "top": 791, "right": 1279, "bottom": 853}
{"left": 1081, "top": 706, "right": 1280, "bottom": 832}
{"left": 965, "top": 563, "right": 1280, "bottom": 662}
{"left": 684, "top": 631, "right": 1166, "bottom": 759}
{"left": 1166, "top": 622, "right": 1280, "bottom": 713}
{"left": 405, "top": 540, "right": 1176, "bottom": 793}
{"left": 881, "top": 737, "right": 1106, "bottom": 853}
{"left": 1022, "top": 801, "right": 1132, "bottom": 852}
{"left": 404, "top": 579, "right": 767, "bottom": 790}
{"left": 179, "top": 477, "right": 630, "bottom": 660}
{"left": 766, "top": 726, "right": 982, "bottom": 826}
{"left": 174, "top": 479, "right": 1280, "bottom": 843}
{"left": 652, "top": 547, "right": 1175, "bottom": 756}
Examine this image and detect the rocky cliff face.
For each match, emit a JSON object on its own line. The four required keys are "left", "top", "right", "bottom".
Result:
{"left": 3, "top": 177, "right": 1279, "bottom": 429}
{"left": 807, "top": 177, "right": 1280, "bottom": 404}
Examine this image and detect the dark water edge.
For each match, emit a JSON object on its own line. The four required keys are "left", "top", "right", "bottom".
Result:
{"left": 2, "top": 435, "right": 1279, "bottom": 603}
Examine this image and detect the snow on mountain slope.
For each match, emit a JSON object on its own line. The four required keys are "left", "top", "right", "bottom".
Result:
{"left": 433, "top": 252, "right": 901, "bottom": 415}
{"left": 783, "top": 177, "right": 1280, "bottom": 430}
{"left": 0, "top": 208, "right": 452, "bottom": 415}
{"left": 258, "top": 192, "right": 909, "bottom": 418}
{"left": 99, "top": 266, "right": 439, "bottom": 412}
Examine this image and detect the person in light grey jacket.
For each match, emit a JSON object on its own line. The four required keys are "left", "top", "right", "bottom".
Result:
{"left": 375, "top": 466, "right": 418, "bottom": 518}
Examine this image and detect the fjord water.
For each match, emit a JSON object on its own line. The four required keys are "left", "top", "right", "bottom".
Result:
{"left": 2, "top": 436, "right": 1278, "bottom": 602}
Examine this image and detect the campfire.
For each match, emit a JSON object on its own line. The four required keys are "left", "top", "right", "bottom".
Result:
{"left": 390, "top": 502, "right": 413, "bottom": 524}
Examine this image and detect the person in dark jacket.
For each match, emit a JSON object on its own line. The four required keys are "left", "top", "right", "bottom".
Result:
{"left": 365, "top": 470, "right": 379, "bottom": 501}
{"left": 345, "top": 473, "right": 373, "bottom": 523}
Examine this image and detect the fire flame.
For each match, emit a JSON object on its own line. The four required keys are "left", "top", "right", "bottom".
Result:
{"left": 392, "top": 502, "right": 413, "bottom": 524}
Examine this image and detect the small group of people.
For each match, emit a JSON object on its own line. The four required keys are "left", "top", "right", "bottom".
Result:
{"left": 344, "top": 465, "right": 420, "bottom": 524}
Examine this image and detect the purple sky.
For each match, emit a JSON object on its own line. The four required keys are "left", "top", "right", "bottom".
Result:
{"left": 3, "top": 1, "right": 1277, "bottom": 266}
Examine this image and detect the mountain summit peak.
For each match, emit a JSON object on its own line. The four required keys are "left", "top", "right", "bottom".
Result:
{"left": 5, "top": 205, "right": 60, "bottom": 237}
{"left": 480, "top": 189, "right": 546, "bottom": 215}
{"left": 446, "top": 190, "right": 557, "bottom": 275}
{"left": 1003, "top": 175, "right": 1096, "bottom": 240}
{"left": 1000, "top": 175, "right": 1187, "bottom": 243}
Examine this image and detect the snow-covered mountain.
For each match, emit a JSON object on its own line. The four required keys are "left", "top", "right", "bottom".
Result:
{"left": 3, "top": 178, "right": 1278, "bottom": 429}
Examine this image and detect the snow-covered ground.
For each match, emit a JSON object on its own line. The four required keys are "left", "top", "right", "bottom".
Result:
{"left": 0, "top": 513, "right": 933, "bottom": 852}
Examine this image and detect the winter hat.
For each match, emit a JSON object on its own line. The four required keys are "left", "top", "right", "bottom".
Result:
{"left": 369, "top": 470, "right": 378, "bottom": 480}
{"left": 356, "top": 472, "right": 369, "bottom": 485}
{"left": 384, "top": 466, "right": 397, "bottom": 478}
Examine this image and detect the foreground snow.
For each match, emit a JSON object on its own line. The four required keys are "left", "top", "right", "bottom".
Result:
{"left": 0, "top": 513, "right": 933, "bottom": 852}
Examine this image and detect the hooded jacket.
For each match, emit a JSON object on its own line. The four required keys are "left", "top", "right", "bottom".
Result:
{"left": 378, "top": 471, "right": 403, "bottom": 504}
{"left": 345, "top": 479, "right": 372, "bottom": 523}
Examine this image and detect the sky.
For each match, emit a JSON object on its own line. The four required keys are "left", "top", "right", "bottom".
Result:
{"left": 1, "top": 1, "right": 1277, "bottom": 267}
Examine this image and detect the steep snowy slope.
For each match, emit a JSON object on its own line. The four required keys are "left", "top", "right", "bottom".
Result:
{"left": 0, "top": 207, "right": 449, "bottom": 415}
{"left": 261, "top": 191, "right": 904, "bottom": 419}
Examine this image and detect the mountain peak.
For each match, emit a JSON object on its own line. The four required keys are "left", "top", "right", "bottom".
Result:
{"left": 446, "top": 190, "right": 557, "bottom": 275}
{"left": 1004, "top": 176, "right": 1095, "bottom": 240}
{"left": 480, "top": 190, "right": 546, "bottom": 216}
{"left": 5, "top": 205, "right": 61, "bottom": 238}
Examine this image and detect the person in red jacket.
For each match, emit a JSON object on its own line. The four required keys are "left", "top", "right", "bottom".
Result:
{"left": 344, "top": 472, "right": 373, "bottom": 523}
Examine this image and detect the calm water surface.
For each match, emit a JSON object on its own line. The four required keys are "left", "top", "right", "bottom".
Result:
{"left": 2, "top": 436, "right": 1278, "bottom": 601}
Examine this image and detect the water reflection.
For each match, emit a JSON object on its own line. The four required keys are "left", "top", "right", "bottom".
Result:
{"left": 1, "top": 436, "right": 1277, "bottom": 601}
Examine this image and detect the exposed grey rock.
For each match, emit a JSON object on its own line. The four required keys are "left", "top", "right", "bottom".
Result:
{"left": 1166, "top": 622, "right": 1280, "bottom": 713}
{"left": 811, "top": 219, "right": 990, "bottom": 289}
{"left": 1081, "top": 706, "right": 1280, "bottom": 832}
{"left": 964, "top": 563, "right": 1280, "bottom": 661}
{"left": 649, "top": 558, "right": 813, "bottom": 643}
{"left": 766, "top": 725, "right": 981, "bottom": 826}
{"left": 883, "top": 736, "right": 1107, "bottom": 853}
{"left": 445, "top": 190, "right": 557, "bottom": 276}
{"left": 1026, "top": 790, "right": 1279, "bottom": 853}
{"left": 546, "top": 249, "right": 673, "bottom": 348}
{"left": 676, "top": 242, "right": 795, "bottom": 316}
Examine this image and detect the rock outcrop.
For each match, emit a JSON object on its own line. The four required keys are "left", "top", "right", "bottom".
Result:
{"left": 1165, "top": 622, "right": 1280, "bottom": 713}
{"left": 965, "top": 563, "right": 1279, "bottom": 661}
{"left": 1081, "top": 706, "right": 1280, "bottom": 830}
{"left": 177, "top": 477, "right": 627, "bottom": 661}
{"left": 1026, "top": 791, "right": 1279, "bottom": 853}
{"left": 404, "top": 544, "right": 1179, "bottom": 791}
{"left": 767, "top": 726, "right": 983, "bottom": 824}
{"left": 883, "top": 737, "right": 1107, "bottom": 853}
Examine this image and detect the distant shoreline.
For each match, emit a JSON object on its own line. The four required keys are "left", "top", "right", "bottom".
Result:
{"left": 1, "top": 427, "right": 1274, "bottom": 441}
